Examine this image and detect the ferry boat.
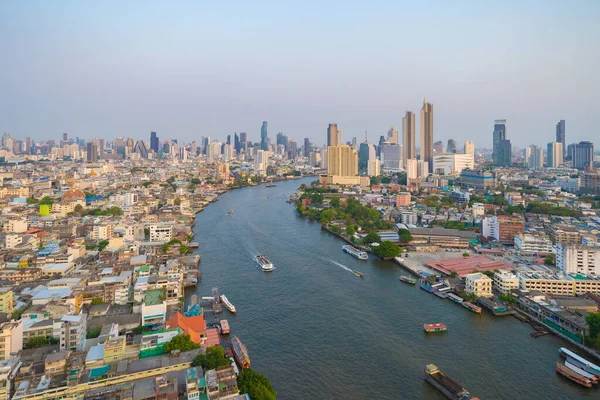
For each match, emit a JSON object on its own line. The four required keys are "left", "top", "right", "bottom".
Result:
{"left": 220, "top": 294, "right": 236, "bottom": 313}
{"left": 559, "top": 348, "right": 600, "bottom": 375}
{"left": 342, "top": 245, "right": 368, "bottom": 260}
{"left": 419, "top": 279, "right": 433, "bottom": 293}
{"left": 231, "top": 336, "right": 251, "bottom": 369}
{"left": 353, "top": 270, "right": 365, "bottom": 278}
{"left": 446, "top": 293, "right": 464, "bottom": 304}
{"left": 556, "top": 362, "right": 593, "bottom": 388}
{"left": 424, "top": 364, "right": 474, "bottom": 399}
{"left": 564, "top": 360, "right": 599, "bottom": 384}
{"left": 424, "top": 323, "right": 447, "bottom": 333}
{"left": 399, "top": 275, "right": 416, "bottom": 285}
{"left": 256, "top": 255, "right": 274, "bottom": 272}
{"left": 434, "top": 291, "right": 447, "bottom": 299}
{"left": 462, "top": 301, "right": 482, "bottom": 313}
{"left": 567, "top": 357, "right": 600, "bottom": 378}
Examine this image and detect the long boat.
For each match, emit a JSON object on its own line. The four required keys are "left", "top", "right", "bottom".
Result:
{"left": 461, "top": 302, "right": 482, "bottom": 313}
{"left": 424, "top": 323, "right": 447, "bottom": 333}
{"left": 424, "top": 364, "right": 474, "bottom": 399}
{"left": 231, "top": 336, "right": 251, "bottom": 369}
{"left": 556, "top": 362, "right": 593, "bottom": 388}
{"left": 564, "top": 360, "right": 599, "bottom": 384}
{"left": 220, "top": 294, "right": 236, "bottom": 313}
{"left": 342, "top": 245, "right": 368, "bottom": 260}
{"left": 399, "top": 275, "right": 416, "bottom": 285}
{"left": 446, "top": 293, "right": 464, "bottom": 304}
{"left": 559, "top": 348, "right": 600, "bottom": 375}
{"left": 567, "top": 357, "right": 600, "bottom": 378}
{"left": 353, "top": 270, "right": 365, "bottom": 278}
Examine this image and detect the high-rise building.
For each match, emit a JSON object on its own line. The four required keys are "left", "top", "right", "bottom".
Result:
{"left": 98, "top": 138, "right": 105, "bottom": 156}
{"left": 403, "top": 110, "right": 416, "bottom": 167}
{"left": 133, "top": 140, "right": 148, "bottom": 159}
{"left": 327, "top": 145, "right": 359, "bottom": 177}
{"left": 150, "top": 131, "right": 159, "bottom": 153}
{"left": 497, "top": 139, "right": 512, "bottom": 167}
{"left": 260, "top": 121, "right": 268, "bottom": 151}
{"left": 239, "top": 132, "right": 247, "bottom": 147}
{"left": 191, "top": 140, "right": 197, "bottom": 157}
{"left": 406, "top": 158, "right": 418, "bottom": 180}
{"left": 547, "top": 142, "right": 564, "bottom": 168}
{"left": 367, "top": 159, "right": 380, "bottom": 177}
{"left": 358, "top": 142, "right": 374, "bottom": 171}
{"left": 327, "top": 123, "right": 341, "bottom": 147}
{"left": 571, "top": 141, "right": 594, "bottom": 170}
{"left": 223, "top": 144, "right": 234, "bottom": 161}
{"left": 447, "top": 139, "right": 457, "bottom": 154}
{"left": 420, "top": 98, "right": 434, "bottom": 172}
{"left": 464, "top": 141, "right": 474, "bottom": 155}
{"left": 492, "top": 119, "right": 507, "bottom": 166}
{"left": 556, "top": 120, "right": 566, "bottom": 156}
{"left": 303, "top": 138, "right": 311, "bottom": 157}
{"left": 86, "top": 142, "right": 98, "bottom": 162}
{"left": 387, "top": 126, "right": 398, "bottom": 144}
{"left": 434, "top": 140, "right": 444, "bottom": 154}
{"left": 432, "top": 153, "right": 474, "bottom": 175}
{"left": 234, "top": 133, "right": 240, "bottom": 154}
{"left": 527, "top": 145, "right": 543, "bottom": 170}
{"left": 179, "top": 147, "right": 188, "bottom": 161}
{"left": 381, "top": 143, "right": 403, "bottom": 172}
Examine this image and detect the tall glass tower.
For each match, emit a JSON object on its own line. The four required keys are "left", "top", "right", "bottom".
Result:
{"left": 261, "top": 121, "right": 268, "bottom": 151}
{"left": 492, "top": 119, "right": 506, "bottom": 166}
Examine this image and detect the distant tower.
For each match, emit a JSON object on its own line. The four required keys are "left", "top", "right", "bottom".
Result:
{"left": 492, "top": 119, "right": 506, "bottom": 166}
{"left": 260, "top": 121, "right": 268, "bottom": 151}
{"left": 464, "top": 141, "right": 474, "bottom": 155}
{"left": 86, "top": 142, "right": 98, "bottom": 162}
{"left": 327, "top": 123, "right": 340, "bottom": 147}
{"left": 556, "top": 120, "right": 566, "bottom": 156}
{"left": 420, "top": 98, "right": 434, "bottom": 172}
{"left": 403, "top": 110, "right": 416, "bottom": 168}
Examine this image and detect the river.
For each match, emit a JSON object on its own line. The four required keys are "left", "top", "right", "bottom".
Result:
{"left": 191, "top": 177, "right": 592, "bottom": 399}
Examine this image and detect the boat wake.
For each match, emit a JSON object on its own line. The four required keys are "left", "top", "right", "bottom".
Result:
{"left": 329, "top": 260, "right": 354, "bottom": 274}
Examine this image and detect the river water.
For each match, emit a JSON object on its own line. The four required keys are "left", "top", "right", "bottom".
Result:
{"left": 191, "top": 178, "right": 592, "bottom": 399}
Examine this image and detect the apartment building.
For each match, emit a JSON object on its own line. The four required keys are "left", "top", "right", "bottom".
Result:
{"left": 0, "top": 321, "right": 23, "bottom": 360}
{"left": 59, "top": 314, "right": 87, "bottom": 352}
{"left": 149, "top": 224, "right": 173, "bottom": 242}
{"left": 0, "top": 288, "right": 13, "bottom": 315}
{"left": 556, "top": 244, "right": 600, "bottom": 276}
{"left": 493, "top": 269, "right": 520, "bottom": 294}
{"left": 465, "top": 273, "right": 493, "bottom": 298}
{"left": 514, "top": 234, "right": 553, "bottom": 254}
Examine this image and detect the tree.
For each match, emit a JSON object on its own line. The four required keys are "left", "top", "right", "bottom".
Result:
{"left": 191, "top": 178, "right": 201, "bottom": 185}
{"left": 586, "top": 312, "right": 600, "bottom": 342}
{"left": 346, "top": 226, "right": 356, "bottom": 236}
{"left": 25, "top": 336, "right": 57, "bottom": 348}
{"left": 544, "top": 254, "right": 556, "bottom": 266}
{"left": 98, "top": 240, "right": 109, "bottom": 251}
{"left": 370, "top": 176, "right": 380, "bottom": 186}
{"left": 192, "top": 346, "right": 231, "bottom": 369}
{"left": 449, "top": 271, "right": 458, "bottom": 278}
{"left": 91, "top": 298, "right": 104, "bottom": 305}
{"left": 107, "top": 206, "right": 123, "bottom": 216}
{"left": 372, "top": 241, "right": 401, "bottom": 259}
{"left": 237, "top": 368, "right": 277, "bottom": 400}
{"left": 319, "top": 209, "right": 336, "bottom": 224}
{"left": 164, "top": 334, "right": 200, "bottom": 353}
{"left": 174, "top": 198, "right": 182, "bottom": 206}
{"left": 26, "top": 197, "right": 39, "bottom": 204}
{"left": 39, "top": 196, "right": 54, "bottom": 206}
{"left": 482, "top": 270, "right": 494, "bottom": 279}
{"left": 74, "top": 204, "right": 83, "bottom": 213}
{"left": 330, "top": 197, "right": 341, "bottom": 208}
{"left": 362, "top": 232, "right": 382, "bottom": 245}
{"left": 87, "top": 327, "right": 102, "bottom": 339}
{"left": 398, "top": 229, "right": 412, "bottom": 243}
{"left": 462, "top": 252, "right": 470, "bottom": 257}
{"left": 380, "top": 176, "right": 391, "bottom": 184}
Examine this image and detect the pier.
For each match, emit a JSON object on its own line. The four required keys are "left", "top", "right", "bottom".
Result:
{"left": 477, "top": 297, "right": 515, "bottom": 317}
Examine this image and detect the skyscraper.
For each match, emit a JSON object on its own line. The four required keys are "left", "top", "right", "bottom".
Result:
{"left": 133, "top": 140, "right": 149, "bottom": 159}
{"left": 433, "top": 141, "right": 444, "bottom": 154}
{"left": 86, "top": 142, "right": 98, "bottom": 162}
{"left": 447, "top": 139, "right": 456, "bottom": 154}
{"left": 403, "top": 110, "right": 415, "bottom": 168}
{"left": 387, "top": 126, "right": 398, "bottom": 144}
{"left": 498, "top": 139, "right": 512, "bottom": 167}
{"left": 234, "top": 133, "right": 240, "bottom": 154}
{"left": 303, "top": 138, "right": 311, "bottom": 157}
{"left": 327, "top": 145, "right": 358, "bottom": 177}
{"left": 239, "top": 132, "right": 247, "bottom": 152}
{"left": 464, "top": 141, "right": 474, "bottom": 155}
{"left": 327, "top": 123, "right": 341, "bottom": 147}
{"left": 547, "top": 142, "right": 564, "bottom": 168}
{"left": 260, "top": 121, "right": 268, "bottom": 151}
{"left": 358, "top": 141, "right": 375, "bottom": 171}
{"left": 527, "top": 145, "right": 543, "bottom": 170}
{"left": 572, "top": 141, "right": 594, "bottom": 170}
{"left": 420, "top": 98, "right": 434, "bottom": 172}
{"left": 226, "top": 134, "right": 231, "bottom": 145}
{"left": 150, "top": 131, "right": 159, "bottom": 153}
{"left": 556, "top": 120, "right": 566, "bottom": 156}
{"left": 492, "top": 119, "right": 507, "bottom": 166}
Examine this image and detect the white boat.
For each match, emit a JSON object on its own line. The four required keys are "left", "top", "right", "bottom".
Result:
{"left": 220, "top": 294, "right": 236, "bottom": 313}
{"left": 342, "top": 245, "right": 368, "bottom": 260}
{"left": 560, "top": 348, "right": 600, "bottom": 375}
{"left": 256, "top": 255, "right": 274, "bottom": 272}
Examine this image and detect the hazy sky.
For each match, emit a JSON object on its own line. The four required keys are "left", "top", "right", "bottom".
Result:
{"left": 1, "top": 1, "right": 599, "bottom": 148}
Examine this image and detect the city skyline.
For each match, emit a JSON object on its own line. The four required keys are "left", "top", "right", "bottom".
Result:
{"left": 1, "top": 2, "right": 598, "bottom": 147}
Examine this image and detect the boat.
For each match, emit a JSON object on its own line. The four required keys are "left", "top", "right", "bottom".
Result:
{"left": 559, "top": 348, "right": 600, "bottom": 375}
{"left": 446, "top": 293, "right": 464, "bottom": 304}
{"left": 434, "top": 291, "right": 448, "bottom": 299}
{"left": 399, "top": 275, "right": 416, "bottom": 285}
{"left": 256, "top": 255, "right": 274, "bottom": 272}
{"left": 342, "top": 245, "right": 368, "bottom": 260}
{"left": 424, "top": 364, "right": 474, "bottom": 399}
{"left": 220, "top": 320, "right": 230, "bottom": 335}
{"left": 220, "top": 294, "right": 236, "bottom": 313}
{"left": 353, "top": 270, "right": 365, "bottom": 278}
{"left": 420, "top": 279, "right": 433, "bottom": 293}
{"left": 231, "top": 336, "right": 251, "bottom": 369}
{"left": 462, "top": 302, "right": 482, "bottom": 313}
{"left": 424, "top": 323, "right": 448, "bottom": 333}
{"left": 564, "top": 360, "right": 599, "bottom": 384}
{"left": 265, "top": 183, "right": 277, "bottom": 188}
{"left": 227, "top": 209, "right": 233, "bottom": 214}
{"left": 556, "top": 362, "right": 593, "bottom": 388}
{"left": 567, "top": 357, "right": 600, "bottom": 378}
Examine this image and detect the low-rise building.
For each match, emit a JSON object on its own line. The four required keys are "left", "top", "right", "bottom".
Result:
{"left": 0, "top": 288, "right": 13, "bottom": 315}
{"left": 141, "top": 290, "right": 167, "bottom": 327}
{"left": 514, "top": 233, "right": 553, "bottom": 254}
{"left": 465, "top": 273, "right": 493, "bottom": 298}
{"left": 493, "top": 269, "right": 519, "bottom": 294}
{"left": 0, "top": 321, "right": 23, "bottom": 360}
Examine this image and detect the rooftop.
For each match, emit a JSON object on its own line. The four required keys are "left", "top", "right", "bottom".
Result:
{"left": 425, "top": 256, "right": 511, "bottom": 277}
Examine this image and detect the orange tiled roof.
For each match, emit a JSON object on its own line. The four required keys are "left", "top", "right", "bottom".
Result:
{"left": 165, "top": 312, "right": 206, "bottom": 344}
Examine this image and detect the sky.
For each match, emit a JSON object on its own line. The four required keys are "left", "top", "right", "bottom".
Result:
{"left": 1, "top": 1, "right": 599, "bottom": 148}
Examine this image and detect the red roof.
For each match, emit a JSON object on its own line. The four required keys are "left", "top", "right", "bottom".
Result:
{"left": 165, "top": 312, "right": 206, "bottom": 344}
{"left": 425, "top": 256, "right": 511, "bottom": 277}
{"left": 203, "top": 328, "right": 220, "bottom": 349}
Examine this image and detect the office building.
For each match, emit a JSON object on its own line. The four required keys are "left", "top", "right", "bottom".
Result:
{"left": 580, "top": 172, "right": 600, "bottom": 195}
{"left": 358, "top": 141, "right": 376, "bottom": 171}
{"left": 417, "top": 160, "right": 429, "bottom": 178}
{"left": 320, "top": 145, "right": 369, "bottom": 186}
{"left": 150, "top": 131, "right": 159, "bottom": 153}
{"left": 403, "top": 110, "right": 416, "bottom": 167}
{"left": 420, "top": 98, "right": 434, "bottom": 172}
{"left": 387, "top": 126, "right": 398, "bottom": 144}
{"left": 434, "top": 140, "right": 445, "bottom": 154}
{"left": 432, "top": 153, "right": 474, "bottom": 175}
{"left": 464, "top": 141, "right": 474, "bottom": 155}
{"left": 497, "top": 139, "right": 512, "bottom": 167}
{"left": 303, "top": 138, "right": 311, "bottom": 157}
{"left": 492, "top": 119, "right": 506, "bottom": 166}
{"left": 514, "top": 234, "right": 553, "bottom": 254}
{"left": 446, "top": 139, "right": 456, "bottom": 154}
{"left": 527, "top": 145, "right": 543, "bottom": 170}
{"left": 547, "top": 142, "right": 563, "bottom": 168}
{"left": 571, "top": 141, "right": 594, "bottom": 170}
{"left": 556, "top": 245, "right": 600, "bottom": 276}
{"left": 327, "top": 123, "right": 341, "bottom": 147}
{"left": 484, "top": 215, "right": 524, "bottom": 244}
{"left": 381, "top": 143, "right": 403, "bottom": 172}
{"left": 260, "top": 121, "right": 268, "bottom": 151}
{"left": 406, "top": 159, "right": 418, "bottom": 180}
{"left": 367, "top": 159, "right": 380, "bottom": 177}
{"left": 133, "top": 140, "right": 149, "bottom": 159}
{"left": 86, "top": 142, "right": 98, "bottom": 163}
{"left": 556, "top": 120, "right": 565, "bottom": 155}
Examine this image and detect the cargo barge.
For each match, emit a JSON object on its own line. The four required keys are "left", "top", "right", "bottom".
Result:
{"left": 424, "top": 364, "right": 476, "bottom": 399}
{"left": 462, "top": 301, "right": 482, "bottom": 313}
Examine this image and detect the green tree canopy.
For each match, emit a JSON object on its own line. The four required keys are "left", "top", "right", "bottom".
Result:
{"left": 346, "top": 226, "right": 356, "bottom": 235}
{"left": 237, "top": 368, "right": 277, "bottom": 400}
{"left": 329, "top": 197, "right": 341, "bottom": 208}
{"left": 398, "top": 229, "right": 412, "bottom": 243}
{"left": 362, "top": 232, "right": 382, "bottom": 245}
{"left": 39, "top": 196, "right": 54, "bottom": 206}
{"left": 372, "top": 241, "right": 401, "bottom": 259}
{"left": 174, "top": 198, "right": 182, "bottom": 206}
{"left": 98, "top": 240, "right": 109, "bottom": 251}
{"left": 164, "top": 334, "right": 200, "bottom": 353}
{"left": 192, "top": 346, "right": 231, "bottom": 369}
